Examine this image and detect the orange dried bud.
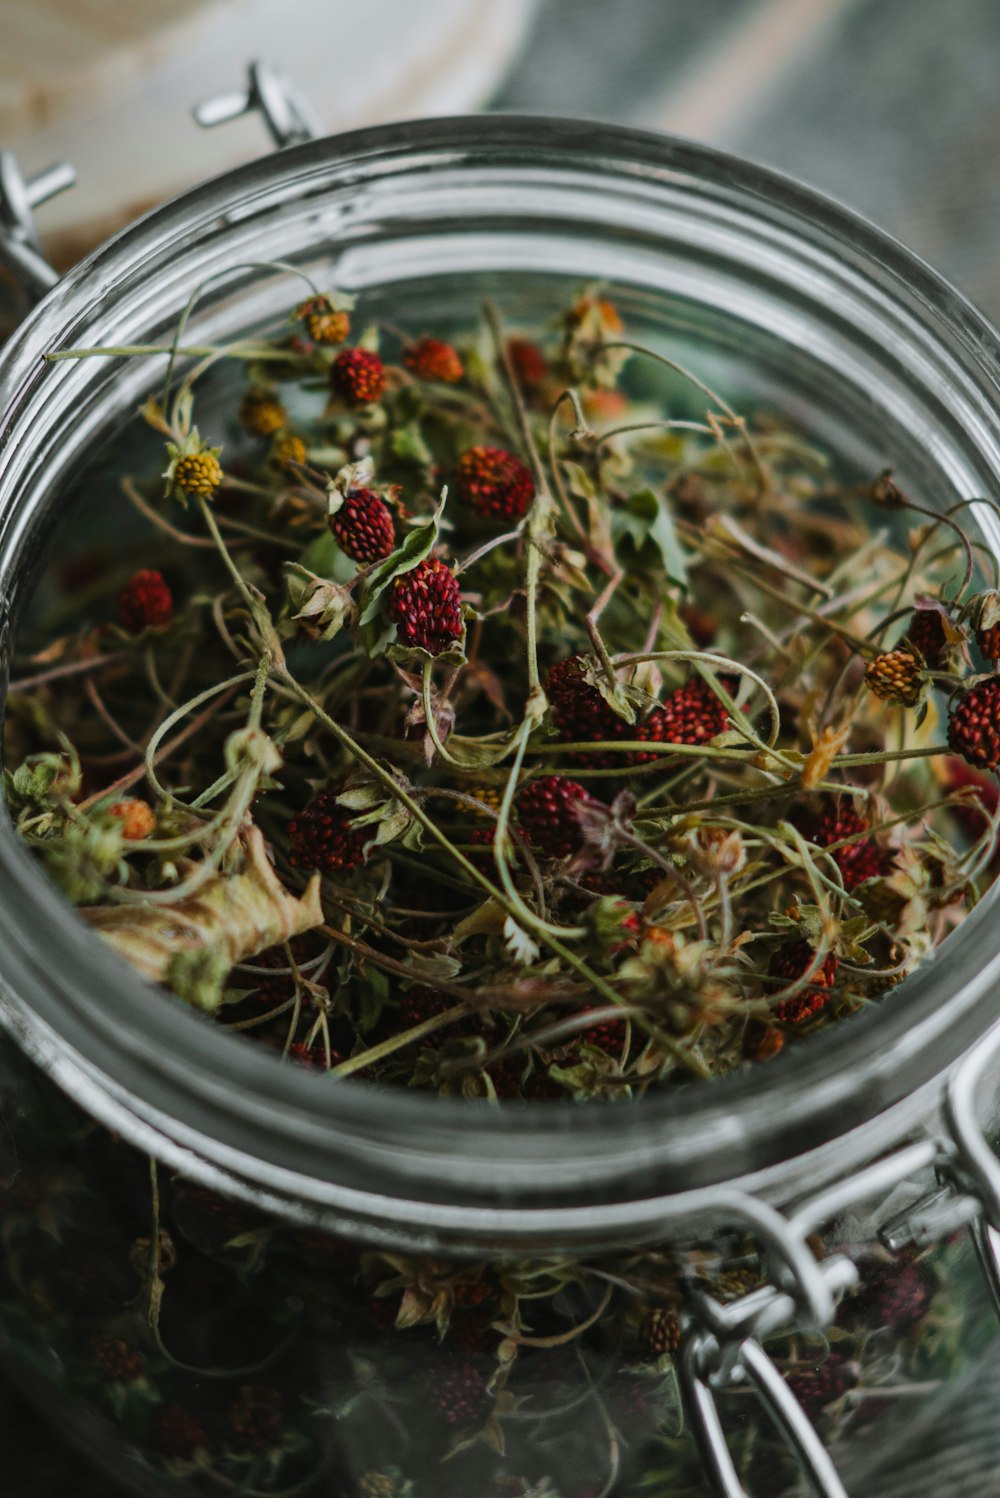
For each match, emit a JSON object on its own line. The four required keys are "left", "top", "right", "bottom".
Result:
{"left": 107, "top": 799, "right": 156, "bottom": 840}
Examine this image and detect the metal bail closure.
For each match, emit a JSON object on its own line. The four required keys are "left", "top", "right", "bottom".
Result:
{"left": 0, "top": 153, "right": 75, "bottom": 305}
{"left": 680, "top": 1327, "right": 851, "bottom": 1498}
{"left": 943, "top": 1018, "right": 1000, "bottom": 1320}
{"left": 193, "top": 61, "right": 324, "bottom": 150}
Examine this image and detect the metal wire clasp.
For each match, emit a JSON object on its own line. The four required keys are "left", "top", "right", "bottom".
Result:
{"left": 193, "top": 61, "right": 324, "bottom": 150}
{"left": 0, "top": 153, "right": 75, "bottom": 305}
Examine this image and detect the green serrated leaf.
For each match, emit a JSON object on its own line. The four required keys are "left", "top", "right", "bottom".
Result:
{"left": 357, "top": 493, "right": 447, "bottom": 631}
{"left": 617, "top": 487, "right": 688, "bottom": 588}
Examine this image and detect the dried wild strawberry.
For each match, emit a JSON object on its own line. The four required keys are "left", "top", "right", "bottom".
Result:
{"left": 330, "top": 348, "right": 387, "bottom": 406}
{"left": 948, "top": 676, "right": 1000, "bottom": 771}
{"left": 399, "top": 984, "right": 482, "bottom": 1038}
{"left": 106, "top": 798, "right": 156, "bottom": 841}
{"left": 172, "top": 451, "right": 222, "bottom": 499}
{"left": 288, "top": 790, "right": 369, "bottom": 873}
{"left": 864, "top": 648, "right": 921, "bottom": 706}
{"left": 904, "top": 606, "right": 949, "bottom": 666}
{"left": 639, "top": 1305, "right": 681, "bottom": 1357}
{"left": 742, "top": 1018, "right": 785, "bottom": 1062}
{"left": 90, "top": 1334, "right": 143, "bottom": 1381}
{"left": 239, "top": 388, "right": 286, "bottom": 437}
{"left": 506, "top": 337, "right": 548, "bottom": 390}
{"left": 456, "top": 444, "right": 535, "bottom": 521}
{"left": 516, "top": 775, "right": 591, "bottom": 858}
{"left": 809, "top": 798, "right": 884, "bottom": 891}
{"left": 330, "top": 487, "right": 395, "bottom": 563}
{"left": 785, "top": 1354, "right": 858, "bottom": 1416}
{"left": 297, "top": 295, "right": 350, "bottom": 345}
{"left": 635, "top": 678, "right": 729, "bottom": 757}
{"left": 577, "top": 1006, "right": 629, "bottom": 1052}
{"left": 768, "top": 940, "right": 838, "bottom": 1024}
{"left": 156, "top": 1405, "right": 208, "bottom": 1459}
{"left": 546, "top": 654, "right": 632, "bottom": 766}
{"left": 119, "top": 569, "right": 173, "bottom": 633}
{"left": 229, "top": 1384, "right": 283, "bottom": 1449}
{"left": 388, "top": 558, "right": 464, "bottom": 655}
{"left": 405, "top": 336, "right": 464, "bottom": 384}
{"left": 429, "top": 1360, "right": 492, "bottom": 1426}
{"left": 838, "top": 1254, "right": 934, "bottom": 1333}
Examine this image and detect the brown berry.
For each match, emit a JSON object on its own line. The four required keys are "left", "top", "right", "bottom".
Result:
{"left": 864, "top": 648, "right": 921, "bottom": 706}
{"left": 330, "top": 348, "right": 387, "bottom": 406}
{"left": 404, "top": 336, "right": 464, "bottom": 384}
{"left": 639, "top": 1306, "right": 681, "bottom": 1357}
{"left": 119, "top": 569, "right": 173, "bottom": 633}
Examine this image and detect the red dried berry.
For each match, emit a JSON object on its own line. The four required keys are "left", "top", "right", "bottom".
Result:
{"left": 330, "top": 487, "right": 395, "bottom": 563}
{"left": 768, "top": 940, "right": 838, "bottom": 1024}
{"left": 838, "top": 1255, "right": 935, "bottom": 1333}
{"left": 449, "top": 1309, "right": 500, "bottom": 1359}
{"left": 229, "top": 1384, "right": 283, "bottom": 1449}
{"left": 119, "top": 569, "right": 173, "bottom": 633}
{"left": 399, "top": 984, "right": 483, "bottom": 1038}
{"left": 404, "top": 336, "right": 464, "bottom": 384}
{"left": 288, "top": 790, "right": 369, "bottom": 873}
{"left": 429, "top": 1360, "right": 492, "bottom": 1426}
{"left": 506, "top": 337, "right": 548, "bottom": 390}
{"left": 330, "top": 348, "right": 387, "bottom": 406}
{"left": 785, "top": 1354, "right": 858, "bottom": 1417}
{"left": 944, "top": 755, "right": 1000, "bottom": 833}
{"left": 289, "top": 1038, "right": 341, "bottom": 1069}
{"left": 516, "top": 776, "right": 591, "bottom": 858}
{"left": 904, "top": 606, "right": 948, "bottom": 666}
{"left": 388, "top": 558, "right": 464, "bottom": 655}
{"left": 456, "top": 444, "right": 535, "bottom": 521}
{"left": 634, "top": 678, "right": 729, "bottom": 759}
{"left": 546, "top": 655, "right": 632, "bottom": 766}
{"left": 90, "top": 1334, "right": 143, "bottom": 1381}
{"left": 577, "top": 1006, "right": 629, "bottom": 1052}
{"left": 948, "top": 676, "right": 1000, "bottom": 771}
{"left": 809, "top": 798, "right": 885, "bottom": 891}
{"left": 978, "top": 620, "right": 1000, "bottom": 662}
{"left": 156, "top": 1405, "right": 208, "bottom": 1459}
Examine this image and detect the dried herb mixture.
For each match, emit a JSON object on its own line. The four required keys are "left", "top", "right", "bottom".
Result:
{"left": 6, "top": 280, "right": 1000, "bottom": 1100}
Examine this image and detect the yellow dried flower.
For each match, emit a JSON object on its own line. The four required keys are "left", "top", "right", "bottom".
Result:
{"left": 272, "top": 434, "right": 307, "bottom": 472}
{"left": 240, "top": 389, "right": 286, "bottom": 437}
{"left": 173, "top": 451, "right": 223, "bottom": 499}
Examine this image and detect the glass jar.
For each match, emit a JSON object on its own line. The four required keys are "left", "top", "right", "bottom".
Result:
{"left": 3, "top": 112, "right": 1000, "bottom": 1498}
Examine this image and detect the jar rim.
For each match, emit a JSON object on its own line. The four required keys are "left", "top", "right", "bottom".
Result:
{"left": 2, "top": 112, "right": 1000, "bottom": 1246}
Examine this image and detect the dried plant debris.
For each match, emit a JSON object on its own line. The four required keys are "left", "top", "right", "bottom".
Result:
{"left": 7, "top": 281, "right": 1000, "bottom": 1098}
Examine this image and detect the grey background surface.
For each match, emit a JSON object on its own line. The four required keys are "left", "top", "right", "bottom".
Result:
{"left": 9, "top": 0, "right": 1000, "bottom": 1490}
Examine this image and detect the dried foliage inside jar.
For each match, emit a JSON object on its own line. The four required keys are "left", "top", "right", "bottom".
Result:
{"left": 4, "top": 276, "right": 1000, "bottom": 1103}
